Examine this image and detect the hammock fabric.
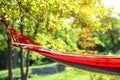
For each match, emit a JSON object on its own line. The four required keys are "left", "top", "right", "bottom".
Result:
{"left": 1, "top": 20, "right": 120, "bottom": 77}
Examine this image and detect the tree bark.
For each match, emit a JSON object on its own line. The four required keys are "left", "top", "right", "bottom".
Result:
{"left": 0, "top": 18, "right": 13, "bottom": 80}
{"left": 19, "top": 48, "right": 25, "bottom": 80}
{"left": 7, "top": 33, "right": 13, "bottom": 80}
{"left": 19, "top": 16, "right": 26, "bottom": 80}
{"left": 25, "top": 51, "right": 30, "bottom": 80}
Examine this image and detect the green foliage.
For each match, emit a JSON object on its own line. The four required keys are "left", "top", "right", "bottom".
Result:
{"left": 0, "top": 0, "right": 112, "bottom": 51}
{"left": 0, "top": 35, "right": 7, "bottom": 50}
{"left": 0, "top": 23, "right": 7, "bottom": 50}
{"left": 93, "top": 37, "right": 105, "bottom": 47}
{"left": 0, "top": 0, "right": 111, "bottom": 31}
{"left": 30, "top": 52, "right": 45, "bottom": 65}
{"left": 0, "top": 49, "right": 7, "bottom": 70}
{"left": 93, "top": 17, "right": 120, "bottom": 53}
{"left": 36, "top": 28, "right": 80, "bottom": 52}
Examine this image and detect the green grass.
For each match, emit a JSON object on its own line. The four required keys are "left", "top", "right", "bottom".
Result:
{"left": 0, "top": 69, "right": 8, "bottom": 78}
{"left": 29, "top": 68, "right": 120, "bottom": 80}
{"left": 1, "top": 63, "right": 120, "bottom": 80}
{"left": 0, "top": 63, "right": 57, "bottom": 78}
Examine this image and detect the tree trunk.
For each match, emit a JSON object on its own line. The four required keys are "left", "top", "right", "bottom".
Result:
{"left": 0, "top": 18, "right": 13, "bottom": 80}
{"left": 25, "top": 51, "right": 30, "bottom": 80}
{"left": 7, "top": 34, "right": 13, "bottom": 80}
{"left": 19, "top": 48, "right": 25, "bottom": 80}
{"left": 24, "top": 20, "right": 39, "bottom": 80}
{"left": 19, "top": 16, "right": 26, "bottom": 80}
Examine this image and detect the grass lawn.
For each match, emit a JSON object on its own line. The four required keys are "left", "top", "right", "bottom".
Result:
{"left": 0, "top": 63, "right": 120, "bottom": 80}
{"left": 29, "top": 67, "right": 120, "bottom": 80}
{"left": 0, "top": 63, "right": 57, "bottom": 78}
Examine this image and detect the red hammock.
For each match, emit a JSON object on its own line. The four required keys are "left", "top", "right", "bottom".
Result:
{"left": 1, "top": 20, "right": 120, "bottom": 77}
